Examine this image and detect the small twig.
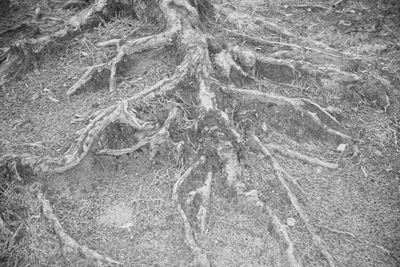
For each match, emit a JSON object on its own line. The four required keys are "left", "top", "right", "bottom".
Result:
{"left": 42, "top": 88, "right": 60, "bottom": 102}
{"left": 292, "top": 5, "right": 331, "bottom": 11}
{"left": 8, "top": 161, "right": 22, "bottom": 182}
{"left": 5, "top": 222, "right": 24, "bottom": 249}
{"left": 318, "top": 225, "right": 398, "bottom": 260}
{"left": 332, "top": 0, "right": 346, "bottom": 9}
{"left": 96, "top": 39, "right": 122, "bottom": 48}
{"left": 0, "top": 23, "right": 30, "bottom": 36}
{"left": 11, "top": 142, "right": 47, "bottom": 149}
{"left": 280, "top": 168, "right": 306, "bottom": 195}
{"left": 0, "top": 215, "right": 10, "bottom": 235}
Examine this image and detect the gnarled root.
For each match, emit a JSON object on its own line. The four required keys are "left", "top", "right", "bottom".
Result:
{"left": 0, "top": 101, "right": 157, "bottom": 174}
{"left": 68, "top": 31, "right": 176, "bottom": 95}
{"left": 97, "top": 107, "right": 182, "bottom": 161}
{"left": 0, "top": 0, "right": 123, "bottom": 87}
{"left": 0, "top": 0, "right": 368, "bottom": 265}
{"left": 222, "top": 86, "right": 351, "bottom": 140}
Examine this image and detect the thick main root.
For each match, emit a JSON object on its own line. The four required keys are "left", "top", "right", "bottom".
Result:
{"left": 0, "top": 0, "right": 366, "bottom": 265}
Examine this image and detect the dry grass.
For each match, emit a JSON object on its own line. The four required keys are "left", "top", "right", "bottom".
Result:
{"left": 45, "top": 155, "right": 190, "bottom": 266}
{"left": 0, "top": 0, "right": 399, "bottom": 266}
{"left": 0, "top": 15, "right": 174, "bottom": 157}
{"left": 0, "top": 182, "right": 63, "bottom": 266}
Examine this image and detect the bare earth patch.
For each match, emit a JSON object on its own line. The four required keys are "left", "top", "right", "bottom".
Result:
{"left": 1, "top": 0, "right": 399, "bottom": 266}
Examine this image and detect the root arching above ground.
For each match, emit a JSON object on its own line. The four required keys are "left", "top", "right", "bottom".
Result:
{"left": 1, "top": 0, "right": 399, "bottom": 266}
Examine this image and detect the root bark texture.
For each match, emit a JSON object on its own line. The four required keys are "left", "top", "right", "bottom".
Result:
{"left": 0, "top": 0, "right": 123, "bottom": 86}
{"left": 173, "top": 158, "right": 211, "bottom": 267}
{"left": 0, "top": 0, "right": 361, "bottom": 265}
{"left": 0, "top": 101, "right": 157, "bottom": 174}
{"left": 223, "top": 86, "right": 350, "bottom": 140}
{"left": 264, "top": 204, "right": 301, "bottom": 267}
{"left": 264, "top": 143, "right": 338, "bottom": 169}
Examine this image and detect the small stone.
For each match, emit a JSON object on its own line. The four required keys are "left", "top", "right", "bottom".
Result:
{"left": 120, "top": 222, "right": 134, "bottom": 231}
{"left": 32, "top": 92, "right": 40, "bottom": 100}
{"left": 287, "top": 217, "right": 296, "bottom": 227}
{"left": 336, "top": 143, "right": 347, "bottom": 152}
{"left": 261, "top": 121, "right": 267, "bottom": 132}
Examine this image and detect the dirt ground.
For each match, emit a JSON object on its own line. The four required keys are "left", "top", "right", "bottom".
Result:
{"left": 0, "top": 0, "right": 399, "bottom": 266}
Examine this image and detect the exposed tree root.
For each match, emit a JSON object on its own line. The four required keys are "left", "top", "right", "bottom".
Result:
{"left": 223, "top": 86, "right": 350, "bottom": 140}
{"left": 0, "top": 101, "right": 157, "bottom": 173}
{"left": 63, "top": 0, "right": 89, "bottom": 10}
{"left": 0, "top": 0, "right": 138, "bottom": 87}
{"left": 256, "top": 54, "right": 361, "bottom": 85}
{"left": 253, "top": 135, "right": 336, "bottom": 267}
{"left": 0, "top": 215, "right": 10, "bottom": 235}
{"left": 292, "top": 4, "right": 331, "bottom": 12}
{"left": 210, "top": 5, "right": 365, "bottom": 96}
{"left": 0, "top": 0, "right": 378, "bottom": 265}
{"left": 97, "top": 107, "right": 182, "bottom": 160}
{"left": 35, "top": 184, "right": 121, "bottom": 265}
{"left": 7, "top": 161, "right": 23, "bottom": 182}
{"left": 173, "top": 158, "right": 210, "bottom": 267}
{"left": 264, "top": 143, "right": 338, "bottom": 169}
{"left": 214, "top": 132, "right": 335, "bottom": 266}
{"left": 214, "top": 46, "right": 361, "bottom": 87}
{"left": 186, "top": 171, "right": 213, "bottom": 234}
{"left": 66, "top": 63, "right": 108, "bottom": 95}
{"left": 264, "top": 204, "right": 301, "bottom": 267}
{"left": 3, "top": 222, "right": 23, "bottom": 252}
{"left": 209, "top": 28, "right": 356, "bottom": 61}
{"left": 332, "top": 0, "right": 347, "bottom": 9}
{"left": 213, "top": 47, "right": 256, "bottom": 80}
{"left": 215, "top": 140, "right": 300, "bottom": 266}
{"left": 318, "top": 224, "right": 400, "bottom": 262}
{"left": 68, "top": 31, "right": 177, "bottom": 95}
{"left": 214, "top": 3, "right": 356, "bottom": 58}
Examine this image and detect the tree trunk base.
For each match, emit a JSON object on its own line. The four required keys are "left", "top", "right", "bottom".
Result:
{"left": 1, "top": 0, "right": 398, "bottom": 266}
